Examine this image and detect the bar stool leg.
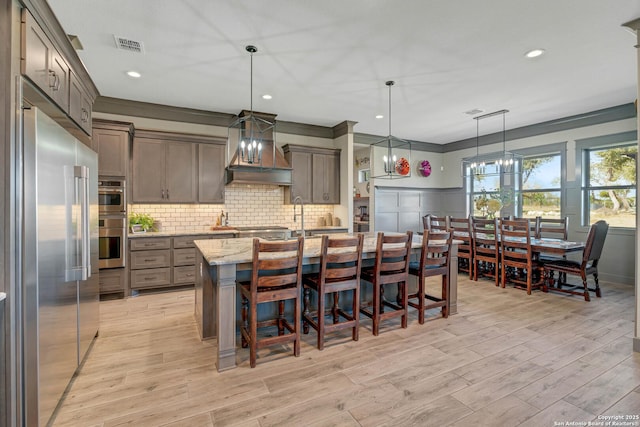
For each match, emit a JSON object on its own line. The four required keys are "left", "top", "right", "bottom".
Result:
{"left": 317, "top": 287, "right": 325, "bottom": 350}
{"left": 302, "top": 288, "right": 310, "bottom": 334}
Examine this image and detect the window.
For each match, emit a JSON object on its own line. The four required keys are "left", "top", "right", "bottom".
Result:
{"left": 465, "top": 161, "right": 519, "bottom": 218}
{"left": 521, "top": 154, "right": 562, "bottom": 219}
{"left": 583, "top": 144, "right": 637, "bottom": 227}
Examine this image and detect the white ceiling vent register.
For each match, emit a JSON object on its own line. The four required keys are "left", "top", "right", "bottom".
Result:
{"left": 113, "top": 35, "right": 145, "bottom": 53}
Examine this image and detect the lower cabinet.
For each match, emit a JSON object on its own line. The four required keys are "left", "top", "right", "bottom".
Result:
{"left": 99, "top": 268, "right": 126, "bottom": 295}
{"left": 129, "top": 233, "right": 233, "bottom": 292}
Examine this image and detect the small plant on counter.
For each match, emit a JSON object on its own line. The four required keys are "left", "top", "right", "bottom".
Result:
{"left": 129, "top": 213, "right": 155, "bottom": 232}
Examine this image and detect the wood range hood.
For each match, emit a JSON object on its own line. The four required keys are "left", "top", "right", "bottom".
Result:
{"left": 225, "top": 110, "right": 292, "bottom": 186}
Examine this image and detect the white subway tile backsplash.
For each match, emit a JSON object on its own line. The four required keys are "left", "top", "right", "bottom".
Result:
{"left": 130, "top": 184, "right": 339, "bottom": 232}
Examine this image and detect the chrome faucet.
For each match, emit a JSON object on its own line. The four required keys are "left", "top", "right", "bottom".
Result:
{"left": 293, "top": 196, "right": 305, "bottom": 237}
{"left": 219, "top": 210, "right": 228, "bottom": 227}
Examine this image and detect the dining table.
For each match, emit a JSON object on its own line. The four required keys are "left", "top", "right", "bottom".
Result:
{"left": 193, "top": 232, "right": 460, "bottom": 372}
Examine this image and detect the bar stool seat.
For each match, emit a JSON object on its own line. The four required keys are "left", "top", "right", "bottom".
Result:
{"left": 302, "top": 234, "right": 364, "bottom": 350}
{"left": 239, "top": 237, "right": 304, "bottom": 368}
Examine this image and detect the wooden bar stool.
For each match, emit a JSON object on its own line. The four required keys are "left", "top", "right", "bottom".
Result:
{"left": 408, "top": 229, "right": 453, "bottom": 323}
{"left": 302, "top": 234, "right": 364, "bottom": 350}
{"left": 360, "top": 231, "right": 413, "bottom": 336}
{"left": 239, "top": 237, "right": 304, "bottom": 368}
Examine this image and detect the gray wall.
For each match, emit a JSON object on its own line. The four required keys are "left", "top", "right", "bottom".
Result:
{"left": 374, "top": 183, "right": 632, "bottom": 285}
{"left": 373, "top": 186, "right": 465, "bottom": 233}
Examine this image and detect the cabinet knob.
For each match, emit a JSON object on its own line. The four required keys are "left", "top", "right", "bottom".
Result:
{"left": 166, "top": 189, "right": 169, "bottom": 199}
{"left": 161, "top": 189, "right": 165, "bottom": 199}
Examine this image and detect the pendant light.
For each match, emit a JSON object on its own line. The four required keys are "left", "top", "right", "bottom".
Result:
{"left": 371, "top": 81, "right": 411, "bottom": 179}
{"left": 463, "top": 109, "right": 522, "bottom": 178}
{"left": 227, "top": 45, "right": 276, "bottom": 169}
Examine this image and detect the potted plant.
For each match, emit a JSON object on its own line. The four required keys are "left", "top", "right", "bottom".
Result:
{"left": 129, "top": 213, "right": 155, "bottom": 233}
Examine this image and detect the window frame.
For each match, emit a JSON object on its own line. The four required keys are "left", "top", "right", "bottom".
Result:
{"left": 465, "top": 142, "right": 566, "bottom": 219}
{"left": 519, "top": 151, "right": 563, "bottom": 219}
{"left": 578, "top": 131, "right": 637, "bottom": 229}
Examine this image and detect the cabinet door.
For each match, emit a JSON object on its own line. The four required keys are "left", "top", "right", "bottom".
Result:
{"left": 95, "top": 128, "right": 129, "bottom": 177}
{"left": 48, "top": 48, "right": 69, "bottom": 110}
{"left": 69, "top": 72, "right": 93, "bottom": 135}
{"left": 290, "top": 151, "right": 312, "bottom": 203}
{"left": 166, "top": 142, "right": 197, "bottom": 203}
{"left": 132, "top": 139, "right": 165, "bottom": 202}
{"left": 312, "top": 153, "right": 340, "bottom": 204}
{"left": 198, "top": 143, "right": 225, "bottom": 203}
{"left": 21, "top": 11, "right": 52, "bottom": 95}
{"left": 324, "top": 153, "right": 340, "bottom": 204}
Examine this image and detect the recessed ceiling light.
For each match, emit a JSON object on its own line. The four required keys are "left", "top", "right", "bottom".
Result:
{"left": 262, "top": 94, "right": 272, "bottom": 100}
{"left": 126, "top": 70, "right": 141, "bottom": 78}
{"left": 375, "top": 115, "right": 384, "bottom": 119}
{"left": 525, "top": 49, "right": 545, "bottom": 58}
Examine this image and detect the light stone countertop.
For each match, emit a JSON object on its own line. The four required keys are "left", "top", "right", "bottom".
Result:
{"left": 128, "top": 226, "right": 348, "bottom": 239}
{"left": 194, "top": 232, "right": 426, "bottom": 266}
{"left": 128, "top": 229, "right": 237, "bottom": 238}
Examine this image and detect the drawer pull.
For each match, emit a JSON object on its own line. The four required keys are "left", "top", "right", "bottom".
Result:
{"left": 144, "top": 277, "right": 155, "bottom": 281}
{"left": 185, "top": 273, "right": 194, "bottom": 277}
{"left": 144, "top": 258, "right": 158, "bottom": 262}
{"left": 144, "top": 243, "right": 154, "bottom": 247}
{"left": 185, "top": 256, "right": 195, "bottom": 260}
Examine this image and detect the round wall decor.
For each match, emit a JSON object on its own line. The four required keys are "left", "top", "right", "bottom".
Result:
{"left": 419, "top": 160, "right": 432, "bottom": 177}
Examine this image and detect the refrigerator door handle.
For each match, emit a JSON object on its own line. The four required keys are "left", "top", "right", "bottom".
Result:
{"left": 65, "top": 165, "right": 90, "bottom": 281}
{"left": 75, "top": 165, "right": 90, "bottom": 280}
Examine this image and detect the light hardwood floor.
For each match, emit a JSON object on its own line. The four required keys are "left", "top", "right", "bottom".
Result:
{"left": 52, "top": 277, "right": 640, "bottom": 427}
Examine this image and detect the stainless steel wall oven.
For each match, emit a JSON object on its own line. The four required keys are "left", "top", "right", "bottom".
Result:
{"left": 99, "top": 216, "right": 126, "bottom": 269}
{"left": 98, "top": 179, "right": 125, "bottom": 214}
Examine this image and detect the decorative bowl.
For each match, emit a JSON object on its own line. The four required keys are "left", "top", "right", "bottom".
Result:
{"left": 395, "top": 157, "right": 410, "bottom": 175}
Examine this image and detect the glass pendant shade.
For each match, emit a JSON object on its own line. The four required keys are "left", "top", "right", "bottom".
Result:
{"left": 371, "top": 81, "right": 412, "bottom": 179}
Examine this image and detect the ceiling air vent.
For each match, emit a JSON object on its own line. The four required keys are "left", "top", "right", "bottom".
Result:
{"left": 113, "top": 35, "right": 145, "bottom": 53}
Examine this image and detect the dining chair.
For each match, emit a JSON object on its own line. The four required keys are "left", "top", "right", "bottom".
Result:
{"left": 423, "top": 214, "right": 447, "bottom": 232}
{"left": 543, "top": 220, "right": 609, "bottom": 301}
{"left": 360, "top": 231, "right": 413, "bottom": 336}
{"left": 302, "top": 234, "right": 364, "bottom": 350}
{"left": 238, "top": 237, "right": 304, "bottom": 368}
{"left": 408, "top": 229, "right": 452, "bottom": 323}
{"left": 536, "top": 216, "right": 569, "bottom": 240}
{"left": 446, "top": 216, "right": 473, "bottom": 279}
{"left": 535, "top": 216, "right": 570, "bottom": 283}
{"left": 500, "top": 219, "right": 547, "bottom": 295}
{"left": 471, "top": 217, "right": 500, "bottom": 286}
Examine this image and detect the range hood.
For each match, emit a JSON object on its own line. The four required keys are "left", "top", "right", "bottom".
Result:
{"left": 225, "top": 110, "right": 292, "bottom": 186}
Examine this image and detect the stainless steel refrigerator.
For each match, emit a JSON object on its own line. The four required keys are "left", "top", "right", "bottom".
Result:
{"left": 22, "top": 106, "right": 99, "bottom": 426}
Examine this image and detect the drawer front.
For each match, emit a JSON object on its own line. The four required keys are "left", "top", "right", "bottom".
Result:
{"left": 173, "top": 235, "right": 201, "bottom": 249}
{"left": 131, "top": 250, "right": 170, "bottom": 269}
{"left": 131, "top": 268, "right": 171, "bottom": 289}
{"left": 174, "top": 266, "right": 196, "bottom": 284}
{"left": 99, "top": 269, "right": 124, "bottom": 293}
{"left": 130, "top": 238, "right": 171, "bottom": 251}
{"left": 174, "top": 248, "right": 197, "bottom": 266}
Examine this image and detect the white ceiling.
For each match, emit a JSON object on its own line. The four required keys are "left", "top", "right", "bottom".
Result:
{"left": 49, "top": 0, "right": 640, "bottom": 144}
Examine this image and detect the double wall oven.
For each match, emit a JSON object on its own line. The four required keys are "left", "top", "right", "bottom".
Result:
{"left": 98, "top": 179, "right": 126, "bottom": 269}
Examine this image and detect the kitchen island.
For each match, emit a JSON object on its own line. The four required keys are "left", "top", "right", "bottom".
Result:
{"left": 194, "top": 233, "right": 459, "bottom": 372}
